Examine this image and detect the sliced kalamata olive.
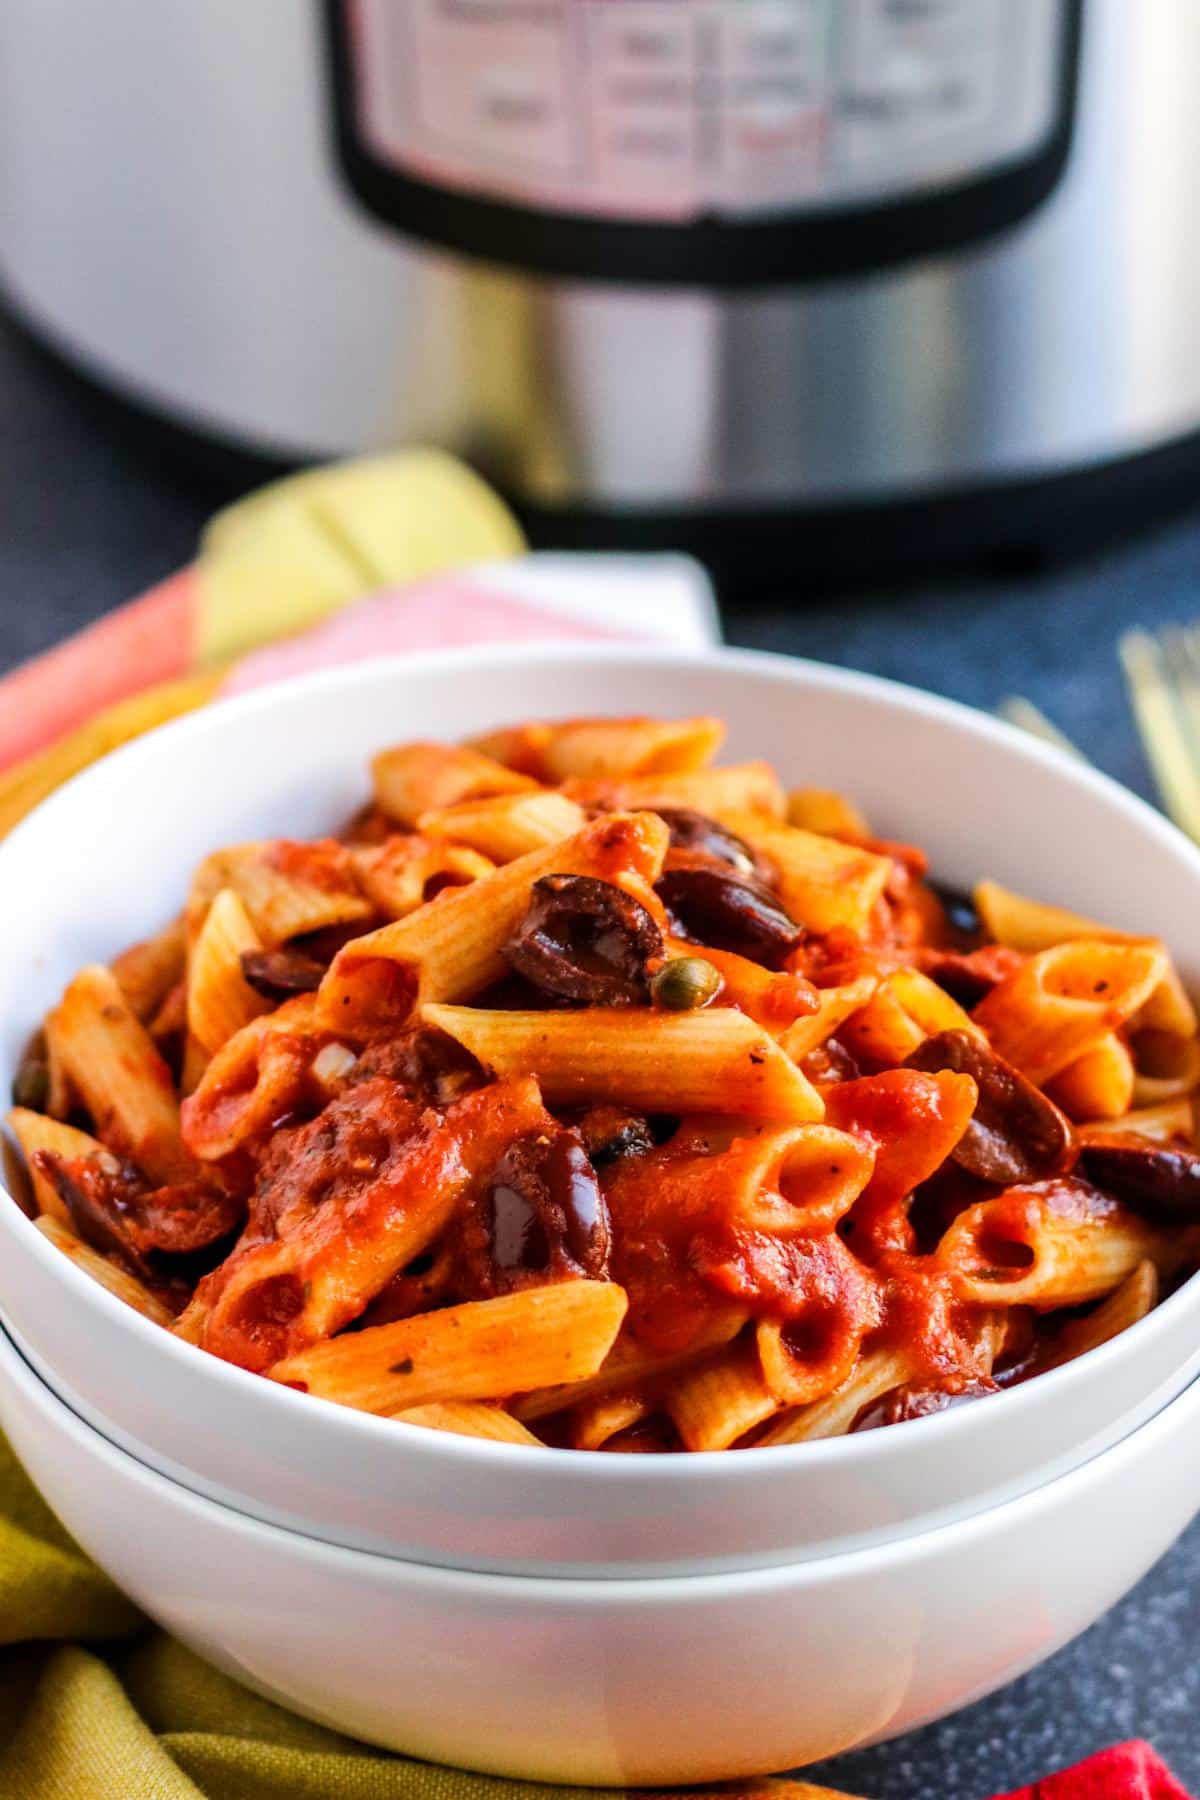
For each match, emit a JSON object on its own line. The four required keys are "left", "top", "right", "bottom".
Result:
{"left": 12, "top": 1033, "right": 50, "bottom": 1111}
{"left": 503, "top": 873, "right": 664, "bottom": 1006}
{"left": 35, "top": 1151, "right": 244, "bottom": 1268}
{"left": 577, "top": 1106, "right": 656, "bottom": 1166}
{"left": 801, "top": 1038, "right": 863, "bottom": 1087}
{"left": 916, "top": 944, "right": 1026, "bottom": 1007}
{"left": 462, "top": 1128, "right": 611, "bottom": 1297}
{"left": 35, "top": 1153, "right": 156, "bottom": 1280}
{"left": 656, "top": 808, "right": 760, "bottom": 877}
{"left": 904, "top": 1028, "right": 1075, "bottom": 1186}
{"left": 517, "top": 1133, "right": 607, "bottom": 1272}
{"left": 490, "top": 1171, "right": 549, "bottom": 1277}
{"left": 655, "top": 867, "right": 803, "bottom": 970}
{"left": 359, "top": 1250, "right": 452, "bottom": 1328}
{"left": 852, "top": 1377, "right": 997, "bottom": 1432}
{"left": 907, "top": 1163, "right": 994, "bottom": 1255}
{"left": 928, "top": 882, "right": 983, "bottom": 945}
{"left": 11, "top": 1053, "right": 49, "bottom": 1113}
{"left": 240, "top": 948, "right": 326, "bottom": 999}
{"left": 1081, "top": 1140, "right": 1200, "bottom": 1223}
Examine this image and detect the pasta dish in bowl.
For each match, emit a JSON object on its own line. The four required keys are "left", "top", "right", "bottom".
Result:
{"left": 2, "top": 646, "right": 1199, "bottom": 1573}
{"left": 9, "top": 705, "right": 1200, "bottom": 1454}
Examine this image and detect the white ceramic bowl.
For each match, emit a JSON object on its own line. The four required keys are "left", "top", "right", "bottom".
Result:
{"left": 3, "top": 1315, "right": 1200, "bottom": 1786}
{"left": 3, "top": 646, "right": 1200, "bottom": 1577}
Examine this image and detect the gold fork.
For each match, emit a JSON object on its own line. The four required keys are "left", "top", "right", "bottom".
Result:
{"left": 1119, "top": 627, "right": 1200, "bottom": 843}
{"left": 1002, "top": 632, "right": 1200, "bottom": 844}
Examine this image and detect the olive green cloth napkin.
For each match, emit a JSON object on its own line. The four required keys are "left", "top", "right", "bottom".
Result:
{"left": 0, "top": 1431, "right": 853, "bottom": 1800}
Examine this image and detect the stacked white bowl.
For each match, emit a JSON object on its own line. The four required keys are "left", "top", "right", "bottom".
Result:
{"left": 2, "top": 649, "right": 1200, "bottom": 1784}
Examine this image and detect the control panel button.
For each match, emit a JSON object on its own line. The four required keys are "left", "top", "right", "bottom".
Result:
{"left": 349, "top": 0, "right": 1067, "bottom": 221}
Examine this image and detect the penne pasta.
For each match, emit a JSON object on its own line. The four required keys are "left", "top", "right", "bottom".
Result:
{"left": 755, "top": 1346, "right": 919, "bottom": 1446}
{"left": 759, "top": 1305, "right": 1008, "bottom": 1448}
{"left": 971, "top": 940, "right": 1167, "bottom": 1087}
{"left": 417, "top": 789, "right": 586, "bottom": 862}
{"left": 755, "top": 1252, "right": 874, "bottom": 1409}
{"left": 186, "top": 887, "right": 270, "bottom": 1056}
{"left": 320, "top": 810, "right": 669, "bottom": 1035}
{"left": 42, "top": 1024, "right": 74, "bottom": 1121}
{"left": 960, "top": 1306, "right": 1022, "bottom": 1378}
{"left": 568, "top": 1390, "right": 653, "bottom": 1451}
{"left": 884, "top": 967, "right": 984, "bottom": 1043}
{"left": 975, "top": 881, "right": 1125, "bottom": 954}
{"left": 1046, "top": 1034, "right": 1135, "bottom": 1122}
{"left": 34, "top": 1215, "right": 175, "bottom": 1326}
{"left": 1033, "top": 1261, "right": 1159, "bottom": 1375}
{"left": 5, "top": 1108, "right": 118, "bottom": 1224}
{"left": 729, "top": 1124, "right": 876, "bottom": 1236}
{"left": 664, "top": 1338, "right": 780, "bottom": 1451}
{"left": 423, "top": 1004, "right": 825, "bottom": 1121}
{"left": 1130, "top": 1032, "right": 1200, "bottom": 1107}
{"left": 1077, "top": 1096, "right": 1194, "bottom": 1146}
{"left": 975, "top": 879, "right": 1196, "bottom": 1039}
{"left": 110, "top": 916, "right": 187, "bottom": 1023}
{"left": 181, "top": 1077, "right": 550, "bottom": 1369}
{"left": 836, "top": 983, "right": 926, "bottom": 1067}
{"left": 148, "top": 979, "right": 187, "bottom": 1045}
{"left": 664, "top": 941, "right": 818, "bottom": 1035}
{"left": 936, "top": 1190, "right": 1170, "bottom": 1309}
{"left": 271, "top": 1281, "right": 629, "bottom": 1416}
{"left": 785, "top": 788, "right": 871, "bottom": 841}
{"left": 755, "top": 1319, "right": 858, "bottom": 1412}
{"left": 187, "top": 839, "right": 372, "bottom": 946}
{"left": 180, "top": 994, "right": 333, "bottom": 1161}
{"left": 372, "top": 742, "right": 536, "bottom": 826}
{"left": 779, "top": 975, "right": 880, "bottom": 1064}
{"left": 471, "top": 715, "right": 726, "bottom": 782}
{"left": 351, "top": 835, "right": 494, "bottom": 920}
{"left": 838, "top": 968, "right": 981, "bottom": 1069}
{"left": 563, "top": 762, "right": 786, "bottom": 820}
{"left": 393, "top": 1401, "right": 542, "bottom": 1445}
{"left": 514, "top": 1312, "right": 746, "bottom": 1422}
{"left": 45, "top": 965, "right": 192, "bottom": 1184}
{"left": 180, "top": 1032, "right": 211, "bottom": 1100}
{"left": 715, "top": 811, "right": 892, "bottom": 935}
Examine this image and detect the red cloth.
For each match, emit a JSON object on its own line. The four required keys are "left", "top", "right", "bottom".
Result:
{"left": 989, "top": 1741, "right": 1192, "bottom": 1800}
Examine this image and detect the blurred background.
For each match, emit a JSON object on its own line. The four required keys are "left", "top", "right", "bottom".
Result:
{"left": 4, "top": 0, "right": 1200, "bottom": 784}
{"left": 3, "top": 4, "right": 1200, "bottom": 1787}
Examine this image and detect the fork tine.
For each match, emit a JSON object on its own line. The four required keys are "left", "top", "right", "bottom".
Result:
{"left": 1167, "top": 629, "right": 1200, "bottom": 787}
{"left": 1182, "top": 625, "right": 1200, "bottom": 685}
{"left": 1119, "top": 629, "right": 1200, "bottom": 843}
{"left": 996, "top": 697, "right": 1086, "bottom": 760}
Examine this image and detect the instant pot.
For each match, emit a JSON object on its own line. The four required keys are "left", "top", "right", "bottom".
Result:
{"left": 3, "top": 0, "right": 1200, "bottom": 578}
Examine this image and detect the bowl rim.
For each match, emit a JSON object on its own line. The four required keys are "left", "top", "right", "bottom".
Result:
{"left": 3, "top": 639, "right": 1200, "bottom": 1482}
{"left": 5, "top": 1307, "right": 1199, "bottom": 1598}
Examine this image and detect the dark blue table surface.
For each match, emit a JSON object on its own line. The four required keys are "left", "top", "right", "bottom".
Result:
{"left": 3, "top": 311, "right": 1199, "bottom": 1799}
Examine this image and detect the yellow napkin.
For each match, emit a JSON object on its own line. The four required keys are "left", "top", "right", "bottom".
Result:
{"left": 0, "top": 1430, "right": 857, "bottom": 1800}
{"left": 0, "top": 451, "right": 527, "bottom": 840}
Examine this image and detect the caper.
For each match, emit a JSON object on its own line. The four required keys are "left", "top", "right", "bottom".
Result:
{"left": 651, "top": 956, "right": 722, "bottom": 1012}
{"left": 11, "top": 1055, "right": 49, "bottom": 1112}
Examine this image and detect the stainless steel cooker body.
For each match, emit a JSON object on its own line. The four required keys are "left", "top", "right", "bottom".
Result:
{"left": 2, "top": 0, "right": 1199, "bottom": 547}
